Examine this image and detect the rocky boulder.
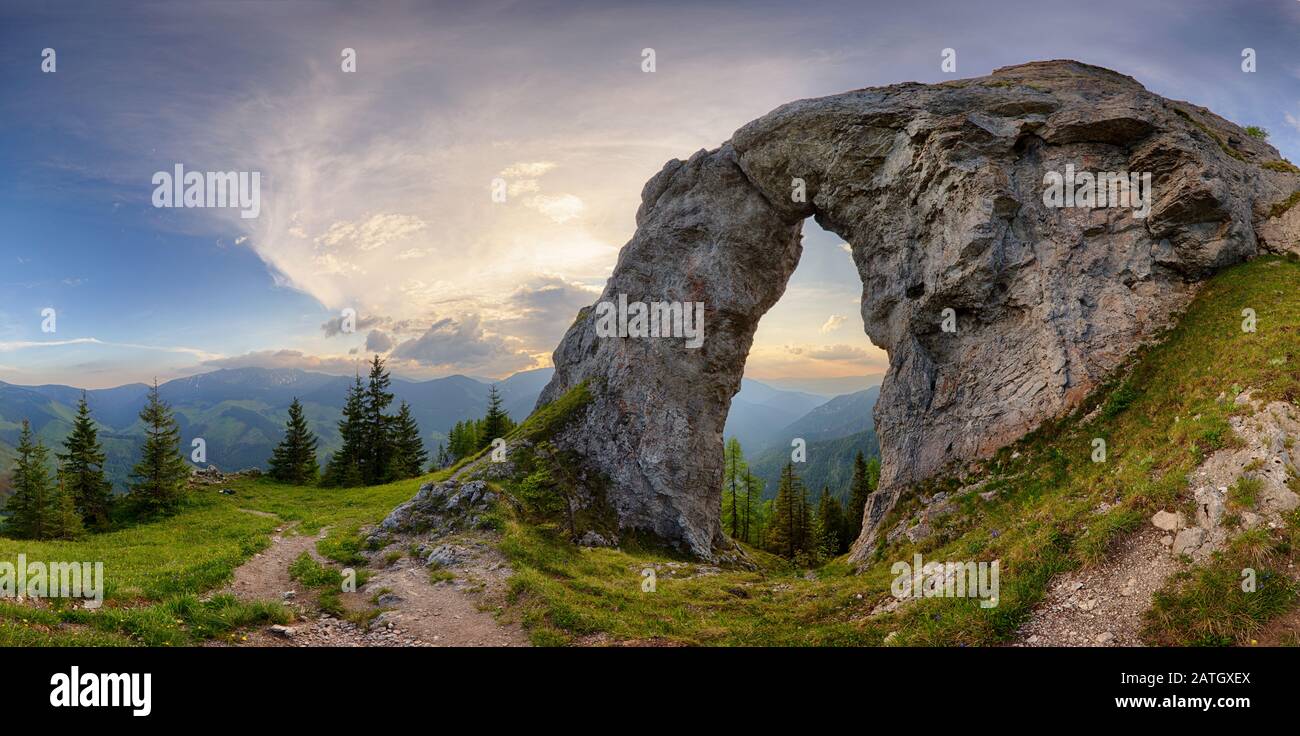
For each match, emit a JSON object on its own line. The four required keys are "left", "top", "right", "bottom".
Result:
{"left": 536, "top": 60, "right": 1300, "bottom": 561}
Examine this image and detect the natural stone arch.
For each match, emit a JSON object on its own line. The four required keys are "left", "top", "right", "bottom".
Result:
{"left": 536, "top": 60, "right": 1298, "bottom": 561}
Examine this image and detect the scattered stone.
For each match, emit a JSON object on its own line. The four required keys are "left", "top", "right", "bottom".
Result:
{"left": 1172, "top": 527, "right": 1206, "bottom": 556}
{"left": 1150, "top": 510, "right": 1184, "bottom": 532}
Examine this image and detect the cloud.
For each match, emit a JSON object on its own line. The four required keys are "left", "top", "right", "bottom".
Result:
{"left": 525, "top": 194, "right": 586, "bottom": 224}
{"left": 202, "top": 349, "right": 363, "bottom": 374}
{"left": 804, "top": 344, "right": 870, "bottom": 362}
{"left": 1286, "top": 109, "right": 1300, "bottom": 134}
{"left": 315, "top": 213, "right": 427, "bottom": 252}
{"left": 0, "top": 337, "right": 220, "bottom": 361}
{"left": 321, "top": 312, "right": 388, "bottom": 338}
{"left": 819, "top": 314, "right": 845, "bottom": 334}
{"left": 501, "top": 161, "right": 557, "bottom": 179}
{"left": 497, "top": 275, "right": 600, "bottom": 349}
{"left": 365, "top": 329, "right": 394, "bottom": 353}
{"left": 389, "top": 315, "right": 536, "bottom": 375}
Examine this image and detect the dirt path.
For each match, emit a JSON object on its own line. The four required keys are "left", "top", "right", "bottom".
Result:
{"left": 222, "top": 521, "right": 327, "bottom": 604}
{"left": 216, "top": 519, "right": 528, "bottom": 647}
{"left": 1015, "top": 528, "right": 1178, "bottom": 647}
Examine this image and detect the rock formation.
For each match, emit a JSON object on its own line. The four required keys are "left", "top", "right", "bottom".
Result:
{"left": 536, "top": 60, "right": 1300, "bottom": 561}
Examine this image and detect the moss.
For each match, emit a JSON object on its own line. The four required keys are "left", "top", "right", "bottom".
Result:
{"left": 1262, "top": 160, "right": 1300, "bottom": 175}
{"left": 1267, "top": 190, "right": 1300, "bottom": 219}
{"left": 1174, "top": 107, "right": 1246, "bottom": 161}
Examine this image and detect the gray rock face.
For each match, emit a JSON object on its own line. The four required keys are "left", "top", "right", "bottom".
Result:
{"left": 368, "top": 479, "right": 497, "bottom": 546}
{"left": 536, "top": 60, "right": 1300, "bottom": 561}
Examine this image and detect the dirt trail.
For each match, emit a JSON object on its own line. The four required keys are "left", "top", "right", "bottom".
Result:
{"left": 1015, "top": 528, "right": 1178, "bottom": 647}
{"left": 222, "top": 522, "right": 327, "bottom": 604}
{"left": 217, "top": 519, "right": 528, "bottom": 647}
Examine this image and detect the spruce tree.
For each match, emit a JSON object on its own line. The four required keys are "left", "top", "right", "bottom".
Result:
{"left": 57, "top": 391, "right": 113, "bottom": 529}
{"left": 47, "top": 478, "right": 85, "bottom": 540}
{"left": 766, "top": 462, "right": 800, "bottom": 559}
{"left": 721, "top": 438, "right": 746, "bottom": 539}
{"left": 361, "top": 355, "right": 394, "bottom": 485}
{"left": 128, "top": 381, "right": 188, "bottom": 516}
{"left": 322, "top": 374, "right": 366, "bottom": 487}
{"left": 5, "top": 420, "right": 54, "bottom": 539}
{"left": 268, "top": 398, "right": 319, "bottom": 485}
{"left": 478, "top": 385, "right": 511, "bottom": 450}
{"left": 816, "top": 487, "right": 845, "bottom": 556}
{"left": 387, "top": 401, "right": 427, "bottom": 480}
{"left": 845, "top": 451, "right": 872, "bottom": 549}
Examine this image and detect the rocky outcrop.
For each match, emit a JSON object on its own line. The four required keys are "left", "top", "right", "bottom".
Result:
{"left": 368, "top": 479, "right": 497, "bottom": 547}
{"left": 537, "top": 60, "right": 1300, "bottom": 561}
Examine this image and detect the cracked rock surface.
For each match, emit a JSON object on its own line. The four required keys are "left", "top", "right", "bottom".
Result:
{"left": 537, "top": 60, "right": 1300, "bottom": 560}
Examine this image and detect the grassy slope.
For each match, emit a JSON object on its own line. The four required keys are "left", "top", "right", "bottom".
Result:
{"left": 2, "top": 257, "right": 1296, "bottom": 647}
{"left": 500, "top": 256, "right": 1300, "bottom": 646}
{"left": 0, "top": 470, "right": 446, "bottom": 645}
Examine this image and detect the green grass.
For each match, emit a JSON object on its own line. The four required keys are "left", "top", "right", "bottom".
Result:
{"left": 1268, "top": 190, "right": 1300, "bottom": 219}
{"left": 499, "top": 256, "right": 1300, "bottom": 646}
{"left": 0, "top": 470, "right": 443, "bottom": 645}
{"left": 1262, "top": 160, "right": 1300, "bottom": 175}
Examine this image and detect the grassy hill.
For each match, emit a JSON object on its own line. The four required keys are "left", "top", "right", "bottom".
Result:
{"left": 3, "top": 256, "right": 1297, "bottom": 647}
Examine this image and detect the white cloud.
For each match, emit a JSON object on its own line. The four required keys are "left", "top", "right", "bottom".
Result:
{"left": 819, "top": 314, "right": 845, "bottom": 334}
{"left": 525, "top": 194, "right": 586, "bottom": 224}
{"left": 316, "top": 213, "right": 427, "bottom": 252}
{"left": 501, "top": 161, "right": 557, "bottom": 179}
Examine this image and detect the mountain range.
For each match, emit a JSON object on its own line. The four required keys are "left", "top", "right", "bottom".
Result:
{"left": 0, "top": 367, "right": 877, "bottom": 494}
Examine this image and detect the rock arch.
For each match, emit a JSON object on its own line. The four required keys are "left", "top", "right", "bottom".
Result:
{"left": 536, "top": 60, "right": 1298, "bottom": 561}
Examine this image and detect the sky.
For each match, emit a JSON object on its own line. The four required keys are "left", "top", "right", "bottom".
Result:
{"left": 1, "top": 0, "right": 1298, "bottom": 389}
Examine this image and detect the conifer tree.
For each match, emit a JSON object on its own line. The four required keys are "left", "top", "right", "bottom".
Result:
{"left": 816, "top": 487, "right": 845, "bottom": 556}
{"left": 387, "top": 401, "right": 427, "bottom": 480}
{"left": 47, "top": 478, "right": 85, "bottom": 540}
{"left": 478, "top": 385, "right": 512, "bottom": 450}
{"left": 432, "top": 442, "right": 450, "bottom": 471}
{"left": 721, "top": 438, "right": 747, "bottom": 539}
{"left": 57, "top": 391, "right": 113, "bottom": 529}
{"left": 361, "top": 355, "right": 395, "bottom": 485}
{"left": 766, "top": 462, "right": 801, "bottom": 559}
{"left": 322, "top": 374, "right": 366, "bottom": 487}
{"left": 129, "top": 381, "right": 188, "bottom": 516}
{"left": 845, "top": 451, "right": 875, "bottom": 549}
{"left": 4, "top": 420, "right": 54, "bottom": 539}
{"left": 268, "top": 398, "right": 319, "bottom": 485}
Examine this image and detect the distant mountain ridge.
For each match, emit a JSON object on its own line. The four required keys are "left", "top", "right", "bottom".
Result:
{"left": 0, "top": 366, "right": 831, "bottom": 492}
{"left": 744, "top": 387, "right": 882, "bottom": 500}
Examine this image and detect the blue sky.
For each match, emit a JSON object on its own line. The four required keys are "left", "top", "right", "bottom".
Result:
{"left": 1, "top": 0, "right": 1298, "bottom": 388}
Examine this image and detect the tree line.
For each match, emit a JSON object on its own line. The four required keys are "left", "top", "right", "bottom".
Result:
{"left": 1, "top": 354, "right": 517, "bottom": 540}
{"left": 3, "top": 382, "right": 189, "bottom": 540}
{"left": 721, "top": 437, "right": 880, "bottom": 566}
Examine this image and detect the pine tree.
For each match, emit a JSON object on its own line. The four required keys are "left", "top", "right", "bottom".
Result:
{"left": 47, "top": 478, "right": 85, "bottom": 540}
{"left": 322, "top": 374, "right": 366, "bottom": 487}
{"left": 4, "top": 420, "right": 55, "bottom": 539}
{"left": 845, "top": 451, "right": 879, "bottom": 550}
{"left": 128, "top": 381, "right": 188, "bottom": 517}
{"left": 57, "top": 391, "right": 113, "bottom": 529}
{"left": 268, "top": 398, "right": 319, "bottom": 485}
{"left": 742, "top": 469, "right": 763, "bottom": 545}
{"left": 766, "top": 462, "right": 801, "bottom": 559}
{"left": 721, "top": 438, "right": 747, "bottom": 539}
{"left": 361, "top": 355, "right": 395, "bottom": 485}
{"left": 432, "top": 442, "right": 450, "bottom": 471}
{"left": 478, "top": 385, "right": 512, "bottom": 450}
{"left": 387, "top": 401, "right": 427, "bottom": 480}
{"left": 816, "top": 487, "right": 845, "bottom": 556}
